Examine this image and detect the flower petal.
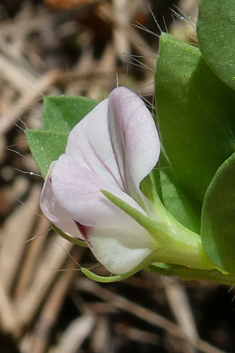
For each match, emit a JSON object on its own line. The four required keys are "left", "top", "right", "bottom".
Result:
{"left": 108, "top": 87, "right": 160, "bottom": 198}
{"left": 40, "top": 87, "right": 160, "bottom": 275}
{"left": 65, "top": 98, "right": 124, "bottom": 191}
{"left": 40, "top": 162, "right": 82, "bottom": 239}
{"left": 51, "top": 154, "right": 149, "bottom": 227}
{"left": 64, "top": 87, "right": 160, "bottom": 202}
{"left": 51, "top": 156, "right": 156, "bottom": 274}
{"left": 86, "top": 226, "right": 154, "bottom": 274}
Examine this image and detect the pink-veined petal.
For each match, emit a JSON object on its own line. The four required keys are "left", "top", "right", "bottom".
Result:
{"left": 108, "top": 87, "right": 160, "bottom": 198}
{"left": 51, "top": 154, "right": 149, "bottom": 228}
{"left": 40, "top": 162, "right": 82, "bottom": 239}
{"left": 64, "top": 87, "right": 160, "bottom": 202}
{"left": 65, "top": 99, "right": 124, "bottom": 191}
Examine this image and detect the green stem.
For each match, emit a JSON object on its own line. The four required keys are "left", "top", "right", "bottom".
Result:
{"left": 150, "top": 198, "right": 215, "bottom": 271}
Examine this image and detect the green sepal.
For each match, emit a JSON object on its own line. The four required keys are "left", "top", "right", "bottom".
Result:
{"left": 101, "top": 190, "right": 159, "bottom": 238}
{"left": 102, "top": 190, "right": 216, "bottom": 271}
{"left": 52, "top": 224, "right": 88, "bottom": 247}
{"left": 81, "top": 268, "right": 139, "bottom": 283}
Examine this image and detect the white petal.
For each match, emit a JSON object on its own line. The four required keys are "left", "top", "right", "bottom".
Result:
{"left": 64, "top": 87, "right": 160, "bottom": 202}
{"left": 40, "top": 162, "right": 82, "bottom": 239}
{"left": 108, "top": 87, "right": 160, "bottom": 198}
{"left": 87, "top": 226, "right": 155, "bottom": 274}
{"left": 65, "top": 99, "right": 124, "bottom": 191}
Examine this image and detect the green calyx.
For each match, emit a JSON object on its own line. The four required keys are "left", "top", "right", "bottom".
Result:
{"left": 102, "top": 190, "right": 216, "bottom": 273}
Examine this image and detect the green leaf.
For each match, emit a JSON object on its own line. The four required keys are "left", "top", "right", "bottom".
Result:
{"left": 148, "top": 263, "right": 235, "bottom": 286}
{"left": 201, "top": 152, "right": 235, "bottom": 273}
{"left": 155, "top": 33, "right": 235, "bottom": 202}
{"left": 147, "top": 262, "right": 184, "bottom": 277}
{"left": 158, "top": 150, "right": 201, "bottom": 233}
{"left": 197, "top": 0, "right": 235, "bottom": 90}
{"left": 26, "top": 130, "right": 68, "bottom": 179}
{"left": 42, "top": 95, "right": 99, "bottom": 132}
{"left": 26, "top": 95, "right": 99, "bottom": 178}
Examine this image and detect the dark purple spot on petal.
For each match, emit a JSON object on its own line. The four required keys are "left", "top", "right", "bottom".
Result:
{"left": 75, "top": 221, "right": 93, "bottom": 248}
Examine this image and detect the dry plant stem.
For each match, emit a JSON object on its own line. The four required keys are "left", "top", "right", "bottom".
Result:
{"left": 78, "top": 279, "right": 226, "bottom": 353}
{"left": 128, "top": 0, "right": 147, "bottom": 19}
{"left": 0, "top": 69, "right": 62, "bottom": 136}
{"left": 164, "top": 278, "right": 198, "bottom": 353}
{"left": 0, "top": 278, "right": 19, "bottom": 334}
{"left": 0, "top": 13, "right": 58, "bottom": 37}
{"left": 170, "top": 0, "right": 198, "bottom": 42}
{"left": 30, "top": 249, "right": 84, "bottom": 353}
{"left": 0, "top": 52, "right": 39, "bottom": 93}
{"left": 113, "top": 0, "right": 131, "bottom": 60}
{"left": 178, "top": 0, "right": 199, "bottom": 15}
{"left": 90, "top": 318, "right": 112, "bottom": 353}
{"left": 0, "top": 68, "right": 115, "bottom": 136}
{"left": 64, "top": 45, "right": 121, "bottom": 98}
{"left": 84, "top": 44, "right": 117, "bottom": 99}
{"left": 55, "top": 314, "right": 96, "bottom": 353}
{"left": 14, "top": 216, "right": 50, "bottom": 299}
{"left": 0, "top": 185, "right": 41, "bottom": 293}
{"left": 116, "top": 323, "right": 160, "bottom": 345}
{"left": 97, "top": 2, "right": 157, "bottom": 71}
{"left": 122, "top": 274, "right": 158, "bottom": 290}
{"left": 17, "top": 234, "right": 74, "bottom": 328}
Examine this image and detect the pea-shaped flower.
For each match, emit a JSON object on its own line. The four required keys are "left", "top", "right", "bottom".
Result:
{"left": 40, "top": 87, "right": 161, "bottom": 274}
{"left": 40, "top": 86, "right": 214, "bottom": 277}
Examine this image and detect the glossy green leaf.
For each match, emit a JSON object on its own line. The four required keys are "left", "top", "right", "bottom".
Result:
{"left": 197, "top": 0, "right": 235, "bottom": 90}
{"left": 155, "top": 33, "right": 235, "bottom": 202}
{"left": 201, "top": 152, "right": 235, "bottom": 273}
{"left": 26, "top": 95, "right": 99, "bottom": 178}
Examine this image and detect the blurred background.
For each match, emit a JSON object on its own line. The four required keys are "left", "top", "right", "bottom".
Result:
{"left": 0, "top": 0, "right": 234, "bottom": 352}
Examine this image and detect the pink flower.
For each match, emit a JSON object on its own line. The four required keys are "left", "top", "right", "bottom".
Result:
{"left": 40, "top": 87, "right": 160, "bottom": 274}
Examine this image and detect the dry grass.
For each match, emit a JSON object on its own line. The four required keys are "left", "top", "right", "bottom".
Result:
{"left": 0, "top": 1, "right": 234, "bottom": 352}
